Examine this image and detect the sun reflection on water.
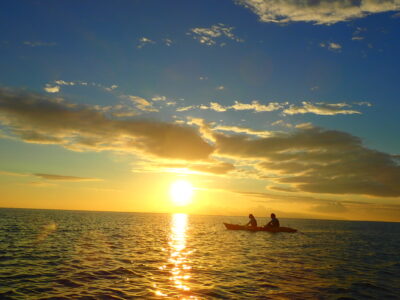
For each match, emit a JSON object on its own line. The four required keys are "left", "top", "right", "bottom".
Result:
{"left": 156, "top": 213, "right": 196, "bottom": 298}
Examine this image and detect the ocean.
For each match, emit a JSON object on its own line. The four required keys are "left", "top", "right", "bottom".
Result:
{"left": 0, "top": 208, "right": 399, "bottom": 299}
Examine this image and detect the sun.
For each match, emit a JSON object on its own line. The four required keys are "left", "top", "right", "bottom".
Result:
{"left": 170, "top": 180, "right": 193, "bottom": 206}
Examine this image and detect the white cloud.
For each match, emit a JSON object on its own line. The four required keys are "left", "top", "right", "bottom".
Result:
{"left": 283, "top": 101, "right": 361, "bottom": 115}
{"left": 216, "top": 85, "right": 225, "bottom": 90}
{"left": 163, "top": 38, "right": 173, "bottom": 46}
{"left": 55, "top": 80, "right": 76, "bottom": 86}
{"left": 320, "top": 42, "right": 342, "bottom": 52}
{"left": 44, "top": 84, "right": 60, "bottom": 93}
{"left": 188, "top": 23, "right": 244, "bottom": 46}
{"left": 104, "top": 85, "right": 118, "bottom": 92}
{"left": 124, "top": 95, "right": 158, "bottom": 112}
{"left": 236, "top": 0, "right": 400, "bottom": 25}
{"left": 137, "top": 37, "right": 155, "bottom": 49}
{"left": 271, "top": 120, "right": 293, "bottom": 128}
{"left": 152, "top": 95, "right": 167, "bottom": 101}
{"left": 213, "top": 125, "right": 272, "bottom": 137}
{"left": 231, "top": 100, "right": 283, "bottom": 112}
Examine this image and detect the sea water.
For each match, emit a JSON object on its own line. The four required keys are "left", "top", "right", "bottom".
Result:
{"left": 0, "top": 208, "right": 399, "bottom": 299}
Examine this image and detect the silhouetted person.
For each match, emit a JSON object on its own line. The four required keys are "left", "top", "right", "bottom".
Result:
{"left": 245, "top": 214, "right": 257, "bottom": 227}
{"left": 265, "top": 213, "right": 280, "bottom": 228}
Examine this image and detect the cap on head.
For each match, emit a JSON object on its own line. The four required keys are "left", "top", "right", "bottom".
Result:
{"left": 271, "top": 213, "right": 276, "bottom": 218}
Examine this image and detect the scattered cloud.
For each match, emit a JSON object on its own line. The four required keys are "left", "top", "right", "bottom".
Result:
{"left": 188, "top": 23, "right": 243, "bottom": 46}
{"left": 152, "top": 95, "right": 167, "bottom": 101}
{"left": 352, "top": 36, "right": 365, "bottom": 41}
{"left": 33, "top": 173, "right": 102, "bottom": 182}
{"left": 320, "top": 42, "right": 342, "bottom": 52}
{"left": 176, "top": 100, "right": 369, "bottom": 115}
{"left": 43, "top": 80, "right": 117, "bottom": 93}
{"left": 236, "top": 0, "right": 400, "bottom": 25}
{"left": 216, "top": 85, "right": 225, "bottom": 90}
{"left": 199, "top": 76, "right": 208, "bottom": 80}
{"left": 137, "top": 37, "right": 155, "bottom": 49}
{"left": 283, "top": 101, "right": 361, "bottom": 115}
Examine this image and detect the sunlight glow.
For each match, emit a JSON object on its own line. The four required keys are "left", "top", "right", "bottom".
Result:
{"left": 170, "top": 180, "right": 193, "bottom": 206}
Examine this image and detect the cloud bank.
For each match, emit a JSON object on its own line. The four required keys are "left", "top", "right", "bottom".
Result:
{"left": 1, "top": 87, "right": 398, "bottom": 198}
{"left": 0, "top": 88, "right": 213, "bottom": 161}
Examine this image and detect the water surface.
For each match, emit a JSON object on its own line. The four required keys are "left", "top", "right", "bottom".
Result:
{"left": 1, "top": 208, "right": 399, "bottom": 299}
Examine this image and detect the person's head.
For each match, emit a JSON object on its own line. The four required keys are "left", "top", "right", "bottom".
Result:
{"left": 271, "top": 213, "right": 276, "bottom": 219}
{"left": 249, "top": 214, "right": 254, "bottom": 219}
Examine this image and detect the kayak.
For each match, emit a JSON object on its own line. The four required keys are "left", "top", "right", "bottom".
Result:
{"left": 223, "top": 223, "right": 297, "bottom": 233}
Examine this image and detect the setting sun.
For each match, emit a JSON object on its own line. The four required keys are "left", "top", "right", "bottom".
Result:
{"left": 170, "top": 180, "right": 193, "bottom": 206}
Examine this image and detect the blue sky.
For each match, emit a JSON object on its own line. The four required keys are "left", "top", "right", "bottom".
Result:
{"left": 1, "top": 0, "right": 400, "bottom": 221}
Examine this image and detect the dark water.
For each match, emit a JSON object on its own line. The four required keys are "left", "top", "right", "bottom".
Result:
{"left": 1, "top": 208, "right": 399, "bottom": 299}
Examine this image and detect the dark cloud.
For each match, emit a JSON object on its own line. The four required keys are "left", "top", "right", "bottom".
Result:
{"left": 0, "top": 88, "right": 213, "bottom": 161}
{"left": 33, "top": 173, "right": 102, "bottom": 182}
{"left": 215, "top": 127, "right": 400, "bottom": 197}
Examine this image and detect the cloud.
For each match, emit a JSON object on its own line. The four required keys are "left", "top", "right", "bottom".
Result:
{"left": 176, "top": 100, "right": 368, "bottom": 115}
{"left": 214, "top": 125, "right": 272, "bottom": 138}
{"left": 214, "top": 126, "right": 400, "bottom": 197}
{"left": 231, "top": 100, "right": 283, "bottom": 112}
{"left": 216, "top": 85, "right": 225, "bottom": 90}
{"left": 236, "top": 0, "right": 400, "bottom": 25}
{"left": 0, "top": 87, "right": 213, "bottom": 161}
{"left": 33, "top": 173, "right": 102, "bottom": 182}
{"left": 163, "top": 38, "right": 173, "bottom": 46}
{"left": 320, "top": 42, "right": 342, "bottom": 52}
{"left": 283, "top": 101, "right": 361, "bottom": 115}
{"left": 137, "top": 160, "right": 235, "bottom": 175}
{"left": 271, "top": 120, "right": 293, "bottom": 128}
{"left": 23, "top": 41, "right": 56, "bottom": 47}
{"left": 137, "top": 37, "right": 155, "bottom": 49}
{"left": 188, "top": 23, "right": 243, "bottom": 46}
{"left": 151, "top": 95, "right": 167, "bottom": 101}
{"left": 310, "top": 201, "right": 347, "bottom": 213}
{"left": 104, "top": 84, "right": 118, "bottom": 92}
{"left": 43, "top": 80, "right": 117, "bottom": 94}
{"left": 0, "top": 170, "right": 28, "bottom": 177}
{"left": 44, "top": 84, "right": 60, "bottom": 93}
{"left": 124, "top": 95, "right": 159, "bottom": 112}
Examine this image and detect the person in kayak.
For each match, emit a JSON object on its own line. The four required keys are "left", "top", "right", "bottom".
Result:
{"left": 245, "top": 214, "right": 257, "bottom": 227}
{"left": 265, "top": 213, "right": 280, "bottom": 228}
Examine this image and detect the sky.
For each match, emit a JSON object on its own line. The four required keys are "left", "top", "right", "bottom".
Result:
{"left": 1, "top": 0, "right": 400, "bottom": 222}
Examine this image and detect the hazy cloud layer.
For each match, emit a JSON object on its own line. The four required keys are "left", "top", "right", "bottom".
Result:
{"left": 0, "top": 88, "right": 213, "bottom": 161}
{"left": 236, "top": 0, "right": 400, "bottom": 24}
